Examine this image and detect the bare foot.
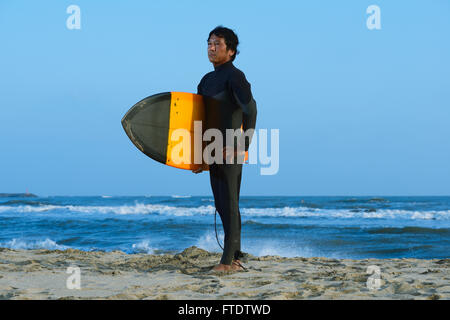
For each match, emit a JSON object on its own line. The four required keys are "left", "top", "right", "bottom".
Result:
{"left": 231, "top": 260, "right": 245, "bottom": 271}
{"left": 212, "top": 260, "right": 246, "bottom": 272}
{"left": 212, "top": 264, "right": 232, "bottom": 272}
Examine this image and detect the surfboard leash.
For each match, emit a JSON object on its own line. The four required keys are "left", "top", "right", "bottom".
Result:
{"left": 214, "top": 209, "right": 224, "bottom": 251}
{"left": 214, "top": 209, "right": 247, "bottom": 271}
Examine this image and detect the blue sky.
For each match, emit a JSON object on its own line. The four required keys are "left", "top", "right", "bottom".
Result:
{"left": 0, "top": 0, "right": 449, "bottom": 196}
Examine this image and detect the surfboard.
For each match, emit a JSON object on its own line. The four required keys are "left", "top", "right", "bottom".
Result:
{"left": 121, "top": 92, "right": 248, "bottom": 171}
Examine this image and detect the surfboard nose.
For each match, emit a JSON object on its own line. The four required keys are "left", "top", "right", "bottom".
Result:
{"left": 121, "top": 92, "right": 172, "bottom": 164}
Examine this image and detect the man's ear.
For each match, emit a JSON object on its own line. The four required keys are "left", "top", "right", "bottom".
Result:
{"left": 228, "top": 49, "right": 235, "bottom": 58}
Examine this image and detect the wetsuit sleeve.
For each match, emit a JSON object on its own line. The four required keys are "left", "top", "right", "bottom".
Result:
{"left": 197, "top": 73, "right": 208, "bottom": 95}
{"left": 229, "top": 71, "right": 257, "bottom": 152}
{"left": 197, "top": 78, "right": 203, "bottom": 95}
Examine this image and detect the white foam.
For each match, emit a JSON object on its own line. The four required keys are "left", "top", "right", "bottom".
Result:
{"left": 245, "top": 240, "right": 318, "bottom": 258}
{"left": 131, "top": 240, "right": 156, "bottom": 254}
{"left": 0, "top": 238, "right": 68, "bottom": 250}
{"left": 0, "top": 205, "right": 61, "bottom": 213}
{"left": 0, "top": 203, "right": 449, "bottom": 221}
{"left": 194, "top": 232, "right": 320, "bottom": 258}
{"left": 242, "top": 207, "right": 450, "bottom": 221}
{"left": 0, "top": 203, "right": 216, "bottom": 216}
{"left": 242, "top": 206, "right": 315, "bottom": 217}
{"left": 195, "top": 231, "right": 223, "bottom": 253}
{"left": 171, "top": 195, "right": 191, "bottom": 198}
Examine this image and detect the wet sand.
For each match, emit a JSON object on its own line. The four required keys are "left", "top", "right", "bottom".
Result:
{"left": 0, "top": 246, "right": 448, "bottom": 300}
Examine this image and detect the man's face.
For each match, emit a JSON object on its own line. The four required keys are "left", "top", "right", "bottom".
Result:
{"left": 207, "top": 34, "right": 235, "bottom": 67}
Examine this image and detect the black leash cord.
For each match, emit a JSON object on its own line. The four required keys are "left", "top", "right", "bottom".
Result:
{"left": 214, "top": 209, "right": 224, "bottom": 250}
{"left": 214, "top": 209, "right": 247, "bottom": 271}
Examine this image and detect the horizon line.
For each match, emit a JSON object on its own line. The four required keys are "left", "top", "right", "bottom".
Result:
{"left": 2, "top": 193, "right": 450, "bottom": 198}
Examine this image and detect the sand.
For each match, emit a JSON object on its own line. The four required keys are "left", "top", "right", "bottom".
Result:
{"left": 0, "top": 246, "right": 448, "bottom": 300}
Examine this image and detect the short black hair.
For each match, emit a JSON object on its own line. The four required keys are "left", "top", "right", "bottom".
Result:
{"left": 208, "top": 26, "right": 240, "bottom": 61}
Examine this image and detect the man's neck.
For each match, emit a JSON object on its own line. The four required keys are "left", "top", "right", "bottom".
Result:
{"left": 213, "top": 59, "right": 232, "bottom": 70}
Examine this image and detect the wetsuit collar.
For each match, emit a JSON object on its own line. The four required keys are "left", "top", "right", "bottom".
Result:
{"left": 214, "top": 59, "right": 233, "bottom": 71}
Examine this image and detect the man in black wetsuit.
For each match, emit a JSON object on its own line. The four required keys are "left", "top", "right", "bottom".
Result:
{"left": 193, "top": 26, "right": 257, "bottom": 272}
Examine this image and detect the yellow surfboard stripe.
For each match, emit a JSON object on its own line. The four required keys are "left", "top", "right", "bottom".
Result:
{"left": 166, "top": 92, "right": 205, "bottom": 170}
{"left": 165, "top": 92, "right": 248, "bottom": 171}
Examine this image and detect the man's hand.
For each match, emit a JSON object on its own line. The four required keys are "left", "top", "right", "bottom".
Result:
{"left": 192, "top": 163, "right": 209, "bottom": 174}
{"left": 192, "top": 146, "right": 245, "bottom": 172}
{"left": 222, "top": 146, "right": 246, "bottom": 164}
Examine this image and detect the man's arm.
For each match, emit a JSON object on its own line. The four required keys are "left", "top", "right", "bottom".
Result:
{"left": 197, "top": 73, "right": 207, "bottom": 95}
{"left": 229, "top": 71, "right": 257, "bottom": 152}
{"left": 193, "top": 76, "right": 208, "bottom": 173}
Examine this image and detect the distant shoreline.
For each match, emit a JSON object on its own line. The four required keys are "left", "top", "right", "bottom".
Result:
{"left": 1, "top": 194, "right": 450, "bottom": 198}
{"left": 0, "top": 193, "right": 37, "bottom": 198}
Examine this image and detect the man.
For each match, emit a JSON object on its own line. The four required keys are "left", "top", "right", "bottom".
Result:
{"left": 193, "top": 26, "right": 257, "bottom": 272}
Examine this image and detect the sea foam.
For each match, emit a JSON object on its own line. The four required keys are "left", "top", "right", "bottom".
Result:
{"left": 0, "top": 203, "right": 449, "bottom": 221}
{"left": 0, "top": 238, "right": 68, "bottom": 251}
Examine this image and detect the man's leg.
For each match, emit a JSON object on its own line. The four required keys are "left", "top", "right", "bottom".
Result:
{"left": 209, "top": 163, "right": 243, "bottom": 265}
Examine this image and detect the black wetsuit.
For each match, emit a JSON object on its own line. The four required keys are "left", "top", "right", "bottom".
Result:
{"left": 197, "top": 60, "right": 257, "bottom": 265}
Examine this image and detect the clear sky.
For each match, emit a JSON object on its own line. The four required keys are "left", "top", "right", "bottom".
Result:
{"left": 0, "top": 0, "right": 449, "bottom": 196}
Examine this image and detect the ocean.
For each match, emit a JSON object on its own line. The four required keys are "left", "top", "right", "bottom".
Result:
{"left": 0, "top": 195, "right": 449, "bottom": 259}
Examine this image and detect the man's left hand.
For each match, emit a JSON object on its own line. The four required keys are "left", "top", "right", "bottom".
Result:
{"left": 222, "top": 146, "right": 245, "bottom": 164}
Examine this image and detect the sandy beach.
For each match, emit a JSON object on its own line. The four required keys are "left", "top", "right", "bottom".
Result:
{"left": 0, "top": 246, "right": 448, "bottom": 300}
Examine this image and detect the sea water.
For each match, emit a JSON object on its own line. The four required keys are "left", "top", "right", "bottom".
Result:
{"left": 0, "top": 195, "right": 449, "bottom": 259}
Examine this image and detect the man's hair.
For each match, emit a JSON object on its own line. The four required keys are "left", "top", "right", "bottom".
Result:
{"left": 208, "top": 26, "right": 240, "bottom": 61}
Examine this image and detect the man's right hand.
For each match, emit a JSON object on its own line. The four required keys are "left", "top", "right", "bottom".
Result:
{"left": 192, "top": 163, "right": 209, "bottom": 174}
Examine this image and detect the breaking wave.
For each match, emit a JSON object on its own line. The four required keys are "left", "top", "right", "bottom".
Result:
{"left": 0, "top": 238, "right": 69, "bottom": 250}
{"left": 0, "top": 203, "right": 449, "bottom": 220}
